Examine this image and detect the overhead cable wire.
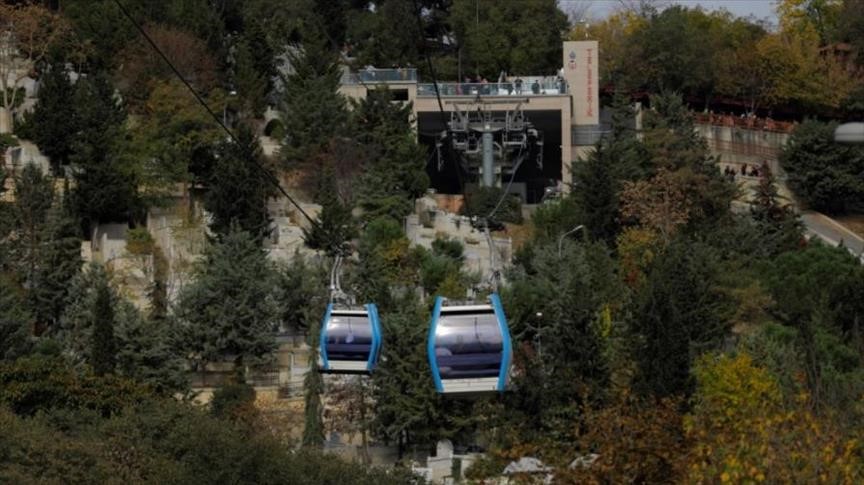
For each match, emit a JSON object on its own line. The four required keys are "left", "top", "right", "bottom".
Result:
{"left": 112, "top": 0, "right": 317, "bottom": 227}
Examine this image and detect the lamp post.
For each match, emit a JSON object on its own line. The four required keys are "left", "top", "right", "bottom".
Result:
{"left": 558, "top": 224, "right": 585, "bottom": 257}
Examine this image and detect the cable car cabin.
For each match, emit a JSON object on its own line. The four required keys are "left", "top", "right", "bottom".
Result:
{"left": 427, "top": 294, "right": 512, "bottom": 394}
{"left": 319, "top": 304, "right": 382, "bottom": 374}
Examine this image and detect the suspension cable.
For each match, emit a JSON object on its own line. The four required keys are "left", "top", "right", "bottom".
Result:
{"left": 112, "top": 0, "right": 317, "bottom": 227}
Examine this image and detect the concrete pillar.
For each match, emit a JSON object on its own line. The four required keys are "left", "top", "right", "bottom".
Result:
{"left": 481, "top": 130, "right": 494, "bottom": 187}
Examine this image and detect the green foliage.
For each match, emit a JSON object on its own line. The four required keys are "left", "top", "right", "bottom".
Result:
{"left": 432, "top": 237, "right": 464, "bottom": 261}
{"left": 450, "top": 0, "right": 569, "bottom": 78}
{"left": 69, "top": 74, "right": 138, "bottom": 229}
{"left": 371, "top": 303, "right": 441, "bottom": 453}
{"left": 0, "top": 278, "right": 31, "bottom": 361}
{"left": 530, "top": 195, "right": 583, "bottom": 245}
{"left": 8, "top": 164, "right": 54, "bottom": 291}
{"left": 130, "top": 79, "right": 222, "bottom": 192}
{"left": 0, "top": 399, "right": 417, "bottom": 484}
{"left": 781, "top": 119, "right": 864, "bottom": 214}
{"left": 113, "top": 310, "right": 187, "bottom": 396}
{"left": 630, "top": 238, "right": 735, "bottom": 398}
{"left": 278, "top": 38, "right": 348, "bottom": 165}
{"left": 211, "top": 378, "right": 258, "bottom": 426}
{"left": 15, "top": 66, "right": 76, "bottom": 171}
{"left": 503, "top": 240, "right": 622, "bottom": 437}
{"left": 204, "top": 125, "right": 276, "bottom": 240}
{"left": 277, "top": 253, "right": 327, "bottom": 333}
{"left": 302, "top": 341, "right": 325, "bottom": 448}
{"left": 28, "top": 201, "right": 83, "bottom": 333}
{"left": 750, "top": 162, "right": 804, "bottom": 256}
{"left": 352, "top": 89, "right": 429, "bottom": 222}
{"left": 90, "top": 276, "right": 116, "bottom": 376}
{"left": 175, "top": 228, "right": 280, "bottom": 370}
{"left": 462, "top": 186, "right": 523, "bottom": 224}
{"left": 354, "top": 218, "right": 424, "bottom": 311}
{"left": 302, "top": 174, "right": 358, "bottom": 256}
{"left": 0, "top": 355, "right": 151, "bottom": 417}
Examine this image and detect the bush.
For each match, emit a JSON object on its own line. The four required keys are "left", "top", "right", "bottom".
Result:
{"left": 462, "top": 187, "right": 523, "bottom": 225}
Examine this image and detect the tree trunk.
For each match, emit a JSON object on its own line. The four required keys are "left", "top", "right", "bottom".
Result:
{"left": 0, "top": 107, "right": 11, "bottom": 134}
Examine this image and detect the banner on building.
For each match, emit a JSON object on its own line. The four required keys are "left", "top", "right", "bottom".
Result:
{"left": 562, "top": 41, "right": 599, "bottom": 126}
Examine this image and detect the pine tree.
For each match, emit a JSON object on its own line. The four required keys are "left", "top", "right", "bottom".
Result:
{"left": 16, "top": 66, "right": 77, "bottom": 173}
{"left": 751, "top": 161, "right": 803, "bottom": 256}
{"left": 114, "top": 305, "right": 187, "bottom": 395}
{"left": 10, "top": 164, "right": 54, "bottom": 290}
{"left": 302, "top": 321, "right": 325, "bottom": 448}
{"left": 352, "top": 89, "right": 429, "bottom": 222}
{"left": 28, "top": 200, "right": 82, "bottom": 334}
{"left": 0, "top": 278, "right": 31, "bottom": 361}
{"left": 70, "top": 74, "right": 137, "bottom": 231}
{"left": 576, "top": 143, "right": 619, "bottom": 244}
{"left": 232, "top": 38, "right": 269, "bottom": 118}
{"left": 90, "top": 277, "right": 116, "bottom": 376}
{"left": 631, "top": 238, "right": 734, "bottom": 398}
{"left": 175, "top": 227, "right": 280, "bottom": 371}
{"left": 302, "top": 169, "right": 358, "bottom": 256}
{"left": 204, "top": 125, "right": 275, "bottom": 241}
{"left": 278, "top": 37, "right": 348, "bottom": 166}
{"left": 370, "top": 303, "right": 440, "bottom": 458}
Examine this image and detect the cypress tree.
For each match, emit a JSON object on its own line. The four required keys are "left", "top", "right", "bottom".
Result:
{"left": 29, "top": 200, "right": 83, "bottom": 334}
{"left": 0, "top": 278, "right": 31, "bottom": 361}
{"left": 90, "top": 278, "right": 116, "bottom": 376}
{"left": 302, "top": 321, "right": 325, "bottom": 448}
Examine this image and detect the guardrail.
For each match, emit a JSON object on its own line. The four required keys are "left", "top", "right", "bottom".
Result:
{"left": 342, "top": 68, "right": 417, "bottom": 84}
{"left": 417, "top": 80, "right": 567, "bottom": 97}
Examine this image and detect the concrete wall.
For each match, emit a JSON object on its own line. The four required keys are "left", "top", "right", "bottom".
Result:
{"left": 696, "top": 123, "right": 790, "bottom": 176}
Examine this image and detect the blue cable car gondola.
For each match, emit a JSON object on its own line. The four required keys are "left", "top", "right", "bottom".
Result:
{"left": 319, "top": 303, "right": 382, "bottom": 374}
{"left": 427, "top": 293, "right": 512, "bottom": 394}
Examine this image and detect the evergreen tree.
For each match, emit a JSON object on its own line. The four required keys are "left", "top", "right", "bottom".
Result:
{"left": 90, "top": 277, "right": 116, "bottom": 376}
{"left": 16, "top": 66, "right": 77, "bottom": 173}
{"left": 576, "top": 143, "right": 619, "bottom": 244}
{"left": 9, "top": 164, "right": 54, "bottom": 290}
{"left": 302, "top": 322, "right": 325, "bottom": 448}
{"left": 114, "top": 307, "right": 187, "bottom": 396}
{"left": 232, "top": 38, "right": 269, "bottom": 118}
{"left": 277, "top": 253, "right": 327, "bottom": 333}
{"left": 302, "top": 170, "right": 358, "bottom": 256}
{"left": 371, "top": 302, "right": 440, "bottom": 457}
{"left": 352, "top": 89, "right": 429, "bottom": 222}
{"left": 204, "top": 125, "right": 275, "bottom": 241}
{"left": 28, "top": 200, "right": 82, "bottom": 334}
{"left": 0, "top": 278, "right": 31, "bottom": 361}
{"left": 631, "top": 238, "right": 735, "bottom": 398}
{"left": 278, "top": 37, "right": 348, "bottom": 166}
{"left": 175, "top": 228, "right": 280, "bottom": 371}
{"left": 504, "top": 240, "right": 622, "bottom": 434}
{"left": 750, "top": 161, "right": 803, "bottom": 256}
{"left": 70, "top": 74, "right": 138, "bottom": 231}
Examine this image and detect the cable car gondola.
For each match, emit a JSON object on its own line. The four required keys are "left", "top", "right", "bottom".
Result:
{"left": 318, "top": 254, "right": 382, "bottom": 374}
{"left": 319, "top": 303, "right": 382, "bottom": 373}
{"left": 427, "top": 293, "right": 512, "bottom": 394}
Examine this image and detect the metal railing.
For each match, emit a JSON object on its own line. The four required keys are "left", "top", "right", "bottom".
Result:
{"left": 417, "top": 79, "right": 567, "bottom": 97}
{"left": 342, "top": 67, "right": 417, "bottom": 84}
{"left": 571, "top": 125, "right": 611, "bottom": 146}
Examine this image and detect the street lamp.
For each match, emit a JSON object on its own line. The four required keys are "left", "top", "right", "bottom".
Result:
{"left": 558, "top": 224, "right": 585, "bottom": 257}
{"left": 834, "top": 122, "right": 864, "bottom": 143}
